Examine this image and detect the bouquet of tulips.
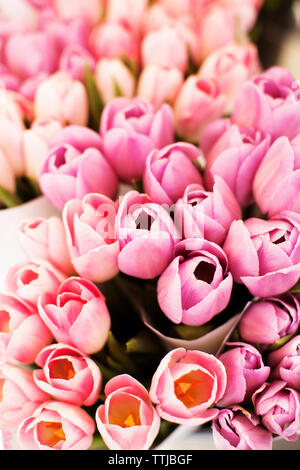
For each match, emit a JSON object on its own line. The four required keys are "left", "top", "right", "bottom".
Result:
{"left": 1, "top": 0, "right": 300, "bottom": 453}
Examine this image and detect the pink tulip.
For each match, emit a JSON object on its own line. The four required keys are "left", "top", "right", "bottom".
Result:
{"left": 150, "top": 348, "right": 227, "bottom": 425}
{"left": 174, "top": 75, "right": 227, "bottom": 143}
{"left": 174, "top": 177, "right": 242, "bottom": 245}
{"left": 157, "top": 238, "right": 233, "bottom": 326}
{"left": 18, "top": 401, "right": 95, "bottom": 450}
{"left": 223, "top": 212, "right": 300, "bottom": 297}
{"left": 202, "top": 118, "right": 271, "bottom": 207}
{"left": 217, "top": 342, "right": 270, "bottom": 408}
{"left": 40, "top": 134, "right": 118, "bottom": 211}
{"left": 18, "top": 216, "right": 74, "bottom": 276}
{"left": 33, "top": 344, "right": 101, "bottom": 407}
{"left": 19, "top": 72, "right": 50, "bottom": 101}
{"left": 115, "top": 191, "right": 178, "bottom": 279}
{"left": 253, "top": 381, "right": 300, "bottom": 441}
{"left": 141, "top": 26, "right": 188, "bottom": 73}
{"left": 5, "top": 260, "right": 66, "bottom": 306}
{"left": 0, "top": 293, "right": 53, "bottom": 364}
{"left": 23, "top": 118, "right": 64, "bottom": 181}
{"left": 96, "top": 375, "right": 160, "bottom": 450}
{"left": 212, "top": 407, "right": 272, "bottom": 450}
{"left": 238, "top": 295, "right": 300, "bottom": 349}
{"left": 143, "top": 142, "right": 203, "bottom": 205}
{"left": 268, "top": 336, "right": 300, "bottom": 391}
{"left": 38, "top": 277, "right": 111, "bottom": 354}
{"left": 63, "top": 193, "right": 120, "bottom": 283}
{"left": 0, "top": 105, "right": 26, "bottom": 178}
{"left": 42, "top": 16, "right": 90, "bottom": 53}
{"left": 232, "top": 66, "right": 300, "bottom": 140}
{"left": 106, "top": 0, "right": 148, "bottom": 33}
{"left": 0, "top": 0, "right": 40, "bottom": 33}
{"left": 34, "top": 71, "right": 89, "bottom": 126}
{"left": 53, "top": 0, "right": 103, "bottom": 25}
{"left": 100, "top": 97, "right": 174, "bottom": 182}
{"left": 219, "top": 0, "right": 263, "bottom": 32}
{"left": 0, "top": 363, "right": 49, "bottom": 430}
{"left": 0, "top": 149, "right": 16, "bottom": 197}
{"left": 137, "top": 64, "right": 183, "bottom": 109}
{"left": 253, "top": 136, "right": 300, "bottom": 217}
{"left": 94, "top": 59, "right": 136, "bottom": 105}
{"left": 59, "top": 44, "right": 96, "bottom": 82}
{"left": 4, "top": 32, "right": 58, "bottom": 81}
{"left": 157, "top": 0, "right": 204, "bottom": 18}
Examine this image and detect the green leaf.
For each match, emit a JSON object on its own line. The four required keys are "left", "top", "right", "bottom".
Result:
{"left": 0, "top": 186, "right": 22, "bottom": 208}
{"left": 126, "top": 331, "right": 162, "bottom": 356}
{"left": 83, "top": 65, "right": 104, "bottom": 131}
{"left": 113, "top": 79, "right": 123, "bottom": 98}
{"left": 171, "top": 323, "right": 214, "bottom": 341}
{"left": 107, "top": 332, "right": 137, "bottom": 372}
{"left": 267, "top": 334, "right": 294, "bottom": 352}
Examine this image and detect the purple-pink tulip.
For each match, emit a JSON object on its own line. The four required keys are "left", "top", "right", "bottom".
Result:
{"left": 150, "top": 348, "right": 227, "bottom": 425}
{"left": 268, "top": 336, "right": 300, "bottom": 391}
{"left": 202, "top": 118, "right": 271, "bottom": 207}
{"left": 143, "top": 142, "right": 203, "bottom": 205}
{"left": 0, "top": 293, "right": 53, "bottom": 365}
{"left": 217, "top": 342, "right": 271, "bottom": 408}
{"left": 223, "top": 212, "right": 300, "bottom": 297}
{"left": 96, "top": 375, "right": 160, "bottom": 450}
{"left": 18, "top": 401, "right": 95, "bottom": 450}
{"left": 0, "top": 363, "right": 50, "bottom": 430}
{"left": 63, "top": 193, "right": 120, "bottom": 283}
{"left": 253, "top": 381, "right": 300, "bottom": 442}
{"left": 238, "top": 295, "right": 300, "bottom": 349}
{"left": 33, "top": 344, "right": 102, "bottom": 407}
{"left": 157, "top": 238, "right": 233, "bottom": 326}
{"left": 100, "top": 97, "right": 174, "bottom": 182}
{"left": 115, "top": 191, "right": 178, "bottom": 280}
{"left": 174, "top": 177, "right": 242, "bottom": 245}
{"left": 212, "top": 407, "right": 272, "bottom": 450}
{"left": 38, "top": 277, "right": 111, "bottom": 355}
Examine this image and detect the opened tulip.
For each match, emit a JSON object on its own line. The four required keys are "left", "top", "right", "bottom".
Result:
{"left": 18, "top": 401, "right": 95, "bottom": 450}
{"left": 33, "top": 344, "right": 101, "bottom": 407}
{"left": 223, "top": 212, "right": 300, "bottom": 297}
{"left": 157, "top": 238, "right": 233, "bottom": 326}
{"left": 38, "top": 277, "right": 111, "bottom": 354}
{"left": 150, "top": 348, "right": 227, "bottom": 425}
{"left": 217, "top": 342, "right": 270, "bottom": 408}
{"left": 100, "top": 97, "right": 174, "bottom": 182}
{"left": 212, "top": 407, "right": 272, "bottom": 450}
{"left": 63, "top": 193, "right": 120, "bottom": 283}
{"left": 96, "top": 375, "right": 160, "bottom": 450}
{"left": 268, "top": 336, "right": 300, "bottom": 391}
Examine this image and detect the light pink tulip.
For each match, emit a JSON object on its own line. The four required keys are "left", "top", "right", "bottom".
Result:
{"left": 174, "top": 177, "right": 242, "bottom": 245}
{"left": 0, "top": 363, "right": 49, "bottom": 430}
{"left": 157, "top": 238, "right": 233, "bottom": 326}
{"left": 0, "top": 0, "right": 40, "bottom": 33}
{"left": 217, "top": 342, "right": 271, "bottom": 408}
{"left": 38, "top": 277, "right": 111, "bottom": 354}
{"left": 141, "top": 26, "right": 188, "bottom": 73}
{"left": 268, "top": 336, "right": 300, "bottom": 391}
{"left": 212, "top": 406, "right": 272, "bottom": 450}
{"left": 5, "top": 259, "right": 66, "bottom": 306}
{"left": 143, "top": 142, "right": 203, "bottom": 205}
{"left": 94, "top": 59, "right": 136, "bottom": 105}
{"left": 23, "top": 118, "right": 63, "bottom": 181}
{"left": 34, "top": 71, "right": 89, "bottom": 126}
{"left": 174, "top": 75, "right": 227, "bottom": 143}
{"left": 219, "top": 0, "right": 263, "bottom": 32}
{"left": 137, "top": 64, "right": 183, "bottom": 109}
{"left": 0, "top": 293, "right": 53, "bottom": 364}
{"left": 33, "top": 344, "right": 101, "bottom": 407}
{"left": 0, "top": 148, "right": 16, "bottom": 196}
{"left": 116, "top": 191, "right": 178, "bottom": 279}
{"left": 106, "top": 0, "right": 148, "bottom": 33}
{"left": 18, "top": 401, "right": 95, "bottom": 450}
{"left": 53, "top": 0, "right": 103, "bottom": 25}
{"left": 96, "top": 375, "right": 160, "bottom": 450}
{"left": 223, "top": 212, "right": 300, "bottom": 297}
{"left": 18, "top": 216, "right": 74, "bottom": 276}
{"left": 157, "top": 0, "right": 204, "bottom": 18}
{"left": 59, "top": 44, "right": 96, "bottom": 82}
{"left": 202, "top": 118, "right": 271, "bottom": 207}
{"left": 63, "top": 193, "right": 120, "bottom": 283}
{"left": 0, "top": 104, "right": 26, "bottom": 178}
{"left": 42, "top": 16, "right": 90, "bottom": 53}
{"left": 150, "top": 348, "right": 227, "bottom": 425}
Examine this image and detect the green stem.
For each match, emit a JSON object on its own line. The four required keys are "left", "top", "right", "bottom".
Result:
{"left": 0, "top": 186, "right": 22, "bottom": 208}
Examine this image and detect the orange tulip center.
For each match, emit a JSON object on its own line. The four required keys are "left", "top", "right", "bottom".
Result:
{"left": 37, "top": 421, "right": 66, "bottom": 447}
{"left": 112, "top": 411, "right": 141, "bottom": 428}
{"left": 49, "top": 359, "right": 76, "bottom": 380}
{"left": 0, "top": 311, "right": 10, "bottom": 333}
{"left": 174, "top": 369, "right": 213, "bottom": 409}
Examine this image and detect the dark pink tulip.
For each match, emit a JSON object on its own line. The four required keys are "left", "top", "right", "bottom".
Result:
{"left": 253, "top": 381, "right": 300, "bottom": 442}
{"left": 157, "top": 238, "right": 233, "bottom": 326}
{"left": 100, "top": 97, "right": 174, "bottom": 182}
{"left": 239, "top": 295, "right": 300, "bottom": 349}
{"left": 115, "top": 191, "right": 178, "bottom": 279}
{"left": 217, "top": 342, "right": 270, "bottom": 407}
{"left": 143, "top": 142, "right": 203, "bottom": 205}
{"left": 202, "top": 118, "right": 271, "bottom": 207}
{"left": 175, "top": 177, "right": 241, "bottom": 245}
{"left": 268, "top": 336, "right": 300, "bottom": 391}
{"left": 212, "top": 407, "right": 272, "bottom": 450}
{"left": 38, "top": 277, "right": 111, "bottom": 355}
{"left": 223, "top": 212, "right": 300, "bottom": 297}
{"left": 59, "top": 44, "right": 96, "bottom": 81}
